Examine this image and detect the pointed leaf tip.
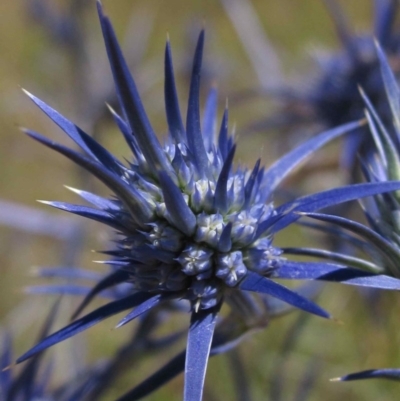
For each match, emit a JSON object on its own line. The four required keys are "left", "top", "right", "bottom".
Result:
{"left": 25, "top": 129, "right": 153, "bottom": 225}
{"left": 274, "top": 260, "right": 400, "bottom": 290}
{"left": 164, "top": 38, "right": 186, "bottom": 143}
{"left": 240, "top": 271, "right": 331, "bottom": 319}
{"left": 96, "top": 0, "right": 104, "bottom": 16}
{"left": 23, "top": 91, "right": 101, "bottom": 159}
{"left": 334, "top": 368, "right": 400, "bottom": 382}
{"left": 2, "top": 363, "right": 15, "bottom": 372}
{"left": 186, "top": 30, "right": 209, "bottom": 177}
{"left": 115, "top": 294, "right": 167, "bottom": 328}
{"left": 98, "top": 2, "right": 173, "bottom": 177}
{"left": 262, "top": 120, "right": 360, "bottom": 198}
{"left": 214, "top": 145, "right": 236, "bottom": 213}
{"left": 270, "top": 181, "right": 400, "bottom": 235}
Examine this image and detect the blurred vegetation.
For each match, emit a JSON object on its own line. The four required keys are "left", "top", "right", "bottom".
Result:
{"left": 1, "top": 0, "right": 399, "bottom": 400}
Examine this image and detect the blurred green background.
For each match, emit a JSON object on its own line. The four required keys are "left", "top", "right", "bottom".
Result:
{"left": 1, "top": 0, "right": 399, "bottom": 400}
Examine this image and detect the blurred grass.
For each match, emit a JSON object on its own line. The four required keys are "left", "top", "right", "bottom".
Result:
{"left": 1, "top": 0, "right": 399, "bottom": 400}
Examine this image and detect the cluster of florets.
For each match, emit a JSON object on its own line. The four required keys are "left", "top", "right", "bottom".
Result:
{"left": 112, "top": 122, "right": 281, "bottom": 311}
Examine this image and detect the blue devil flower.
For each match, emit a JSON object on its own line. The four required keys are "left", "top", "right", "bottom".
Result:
{"left": 309, "top": 42, "right": 400, "bottom": 387}
{"left": 296, "top": 42, "right": 400, "bottom": 280}
{"left": 14, "top": 2, "right": 400, "bottom": 400}
{"left": 225, "top": 0, "right": 400, "bottom": 173}
{"left": 301, "top": 0, "right": 400, "bottom": 130}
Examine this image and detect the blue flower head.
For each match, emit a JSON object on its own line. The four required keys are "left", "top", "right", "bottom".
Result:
{"left": 281, "top": 1, "right": 400, "bottom": 129}
{"left": 240, "top": 1, "right": 400, "bottom": 171}
{"left": 300, "top": 42, "right": 400, "bottom": 280}
{"left": 15, "top": 2, "right": 400, "bottom": 400}
{"left": 309, "top": 1, "right": 399, "bottom": 128}
{"left": 297, "top": 41, "right": 400, "bottom": 390}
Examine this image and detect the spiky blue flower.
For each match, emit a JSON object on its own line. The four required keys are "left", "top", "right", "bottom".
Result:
{"left": 303, "top": 41, "right": 400, "bottom": 389}
{"left": 14, "top": 3, "right": 400, "bottom": 400}
{"left": 302, "top": 0, "right": 400, "bottom": 130}
{"left": 298, "top": 43, "right": 400, "bottom": 278}
{"left": 231, "top": 1, "right": 400, "bottom": 171}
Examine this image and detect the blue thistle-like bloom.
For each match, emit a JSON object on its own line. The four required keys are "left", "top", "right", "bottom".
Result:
{"left": 280, "top": 1, "right": 400, "bottom": 129}
{"left": 232, "top": 1, "right": 400, "bottom": 172}
{"left": 299, "top": 43, "right": 400, "bottom": 279}
{"left": 14, "top": 3, "right": 400, "bottom": 400}
{"left": 307, "top": 43, "right": 400, "bottom": 388}
{"left": 303, "top": 0, "right": 399, "bottom": 129}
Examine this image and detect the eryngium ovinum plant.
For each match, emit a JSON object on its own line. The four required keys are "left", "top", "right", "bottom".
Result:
{"left": 305, "top": 43, "right": 400, "bottom": 385}
{"left": 13, "top": 3, "right": 400, "bottom": 400}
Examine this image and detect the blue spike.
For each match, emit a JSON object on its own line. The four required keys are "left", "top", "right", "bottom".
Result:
{"left": 239, "top": 271, "right": 331, "bottom": 319}
{"left": 218, "top": 108, "right": 229, "bottom": 160}
{"left": 186, "top": 30, "right": 209, "bottom": 177}
{"left": 359, "top": 88, "right": 398, "bottom": 171}
{"left": 263, "top": 282, "right": 324, "bottom": 319}
{"left": 158, "top": 171, "right": 196, "bottom": 236}
{"left": 214, "top": 145, "right": 236, "bottom": 213}
{"left": 265, "top": 181, "right": 400, "bottom": 235}
{"left": 22, "top": 89, "right": 97, "bottom": 159}
{"left": 164, "top": 39, "right": 186, "bottom": 143}
{"left": 202, "top": 86, "right": 218, "bottom": 151}
{"left": 184, "top": 304, "right": 220, "bottom": 401}
{"left": 97, "top": 2, "right": 173, "bottom": 176}
{"left": 302, "top": 212, "right": 400, "bottom": 271}
{"left": 115, "top": 294, "right": 171, "bottom": 328}
{"left": 273, "top": 260, "right": 400, "bottom": 290}
{"left": 244, "top": 159, "right": 261, "bottom": 207}
{"left": 16, "top": 292, "right": 154, "bottom": 364}
{"left": 65, "top": 186, "right": 119, "bottom": 211}
{"left": 336, "top": 368, "right": 400, "bottom": 382}
{"left": 262, "top": 121, "right": 361, "bottom": 199}
{"left": 281, "top": 247, "right": 382, "bottom": 272}
{"left": 108, "top": 105, "right": 144, "bottom": 162}
{"left": 218, "top": 223, "right": 232, "bottom": 252}
{"left": 172, "top": 145, "right": 191, "bottom": 185}
{"left": 39, "top": 201, "right": 128, "bottom": 231}
{"left": 102, "top": 260, "right": 131, "bottom": 267}
{"left": 25, "top": 129, "right": 153, "bottom": 225}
